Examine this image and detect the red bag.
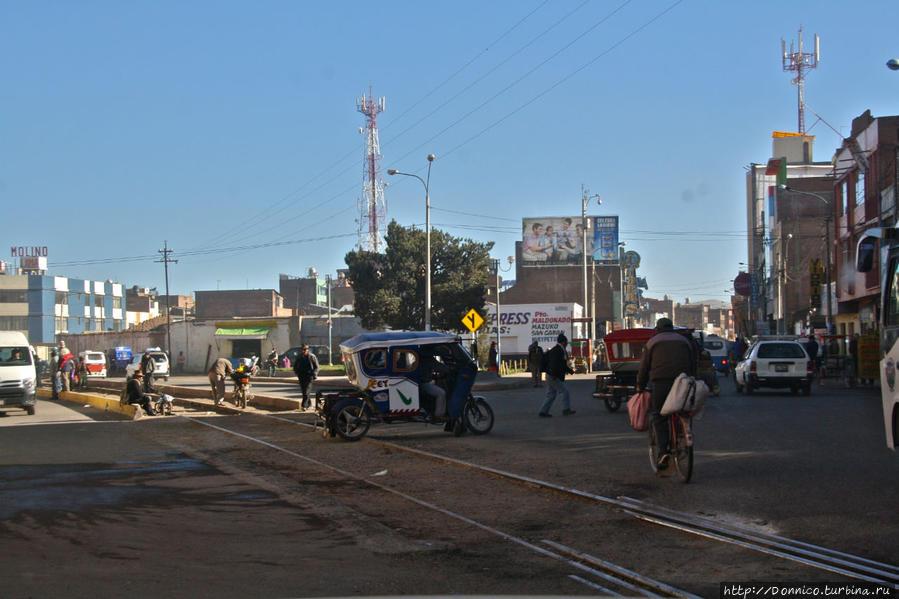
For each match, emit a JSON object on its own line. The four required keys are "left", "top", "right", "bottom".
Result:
{"left": 627, "top": 390, "right": 651, "bottom": 432}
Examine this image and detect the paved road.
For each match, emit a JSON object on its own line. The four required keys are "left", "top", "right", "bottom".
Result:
{"left": 1, "top": 373, "right": 896, "bottom": 597}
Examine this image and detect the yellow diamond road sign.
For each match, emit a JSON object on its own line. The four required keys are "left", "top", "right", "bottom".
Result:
{"left": 462, "top": 309, "right": 484, "bottom": 333}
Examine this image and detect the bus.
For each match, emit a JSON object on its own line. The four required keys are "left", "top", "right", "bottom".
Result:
{"left": 856, "top": 228, "right": 899, "bottom": 449}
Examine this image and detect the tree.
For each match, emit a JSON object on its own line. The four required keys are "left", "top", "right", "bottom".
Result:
{"left": 345, "top": 221, "right": 494, "bottom": 331}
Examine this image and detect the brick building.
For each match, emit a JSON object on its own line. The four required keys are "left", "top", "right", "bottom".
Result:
{"left": 195, "top": 289, "right": 292, "bottom": 319}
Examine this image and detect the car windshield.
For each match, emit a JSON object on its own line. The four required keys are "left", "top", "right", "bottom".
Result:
{"left": 757, "top": 343, "right": 806, "bottom": 359}
{"left": 0, "top": 346, "right": 31, "bottom": 366}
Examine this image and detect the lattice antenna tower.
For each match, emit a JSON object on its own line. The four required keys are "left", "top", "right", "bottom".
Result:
{"left": 356, "top": 88, "right": 387, "bottom": 253}
{"left": 781, "top": 26, "right": 819, "bottom": 134}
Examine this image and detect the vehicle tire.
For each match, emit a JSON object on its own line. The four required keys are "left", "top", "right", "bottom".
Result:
{"left": 463, "top": 398, "right": 494, "bottom": 435}
{"left": 801, "top": 382, "right": 811, "bottom": 396}
{"left": 734, "top": 376, "right": 743, "bottom": 394}
{"left": 25, "top": 405, "right": 35, "bottom": 415}
{"left": 790, "top": 384, "right": 799, "bottom": 395}
{"left": 605, "top": 395, "right": 622, "bottom": 412}
{"left": 333, "top": 399, "right": 371, "bottom": 441}
{"left": 745, "top": 381, "right": 754, "bottom": 395}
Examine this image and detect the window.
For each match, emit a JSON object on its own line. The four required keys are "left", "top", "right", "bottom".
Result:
{"left": 0, "top": 316, "right": 28, "bottom": 329}
{"left": 856, "top": 171, "right": 865, "bottom": 206}
{"left": 363, "top": 349, "right": 387, "bottom": 370}
{"left": 0, "top": 346, "right": 31, "bottom": 366}
{"left": 0, "top": 290, "right": 27, "bottom": 303}
{"left": 842, "top": 180, "right": 849, "bottom": 215}
{"left": 112, "top": 297, "right": 122, "bottom": 309}
{"left": 393, "top": 349, "right": 419, "bottom": 372}
{"left": 94, "top": 295, "right": 104, "bottom": 308}
{"left": 54, "top": 316, "right": 67, "bottom": 333}
{"left": 55, "top": 291, "right": 67, "bottom": 305}
{"left": 757, "top": 343, "right": 806, "bottom": 359}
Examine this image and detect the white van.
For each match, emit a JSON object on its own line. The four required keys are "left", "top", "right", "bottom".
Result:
{"left": 78, "top": 350, "right": 107, "bottom": 378}
{"left": 0, "top": 331, "right": 37, "bottom": 415}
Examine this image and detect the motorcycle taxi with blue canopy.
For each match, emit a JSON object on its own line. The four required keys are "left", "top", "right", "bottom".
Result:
{"left": 316, "top": 331, "right": 495, "bottom": 441}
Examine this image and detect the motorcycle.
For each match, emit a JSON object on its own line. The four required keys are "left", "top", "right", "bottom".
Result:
{"left": 230, "top": 367, "right": 253, "bottom": 409}
{"left": 153, "top": 393, "right": 175, "bottom": 416}
{"left": 316, "top": 331, "right": 495, "bottom": 441}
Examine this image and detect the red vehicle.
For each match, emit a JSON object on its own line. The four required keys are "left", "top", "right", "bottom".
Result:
{"left": 592, "top": 327, "right": 694, "bottom": 412}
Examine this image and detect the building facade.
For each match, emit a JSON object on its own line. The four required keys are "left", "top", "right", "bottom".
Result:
{"left": 0, "top": 273, "right": 125, "bottom": 346}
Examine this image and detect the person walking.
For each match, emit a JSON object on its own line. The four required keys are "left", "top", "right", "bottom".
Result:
{"left": 527, "top": 340, "right": 544, "bottom": 387}
{"left": 636, "top": 318, "right": 697, "bottom": 473}
{"left": 292, "top": 345, "right": 319, "bottom": 410}
{"left": 140, "top": 350, "right": 156, "bottom": 393}
{"left": 76, "top": 355, "right": 89, "bottom": 390}
{"left": 208, "top": 357, "right": 234, "bottom": 406}
{"left": 488, "top": 341, "right": 498, "bottom": 373}
{"left": 538, "top": 333, "right": 575, "bottom": 417}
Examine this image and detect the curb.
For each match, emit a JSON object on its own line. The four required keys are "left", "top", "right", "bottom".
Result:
{"left": 37, "top": 387, "right": 140, "bottom": 419}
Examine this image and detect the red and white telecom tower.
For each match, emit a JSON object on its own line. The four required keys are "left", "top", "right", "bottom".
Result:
{"left": 356, "top": 89, "right": 386, "bottom": 253}
{"left": 781, "top": 27, "right": 819, "bottom": 134}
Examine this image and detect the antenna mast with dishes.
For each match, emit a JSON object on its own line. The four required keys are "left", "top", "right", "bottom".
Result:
{"left": 782, "top": 26, "right": 819, "bottom": 134}
{"left": 356, "top": 88, "right": 386, "bottom": 253}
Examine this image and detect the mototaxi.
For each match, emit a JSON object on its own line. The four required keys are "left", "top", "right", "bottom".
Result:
{"left": 315, "top": 331, "right": 494, "bottom": 441}
{"left": 592, "top": 326, "right": 695, "bottom": 411}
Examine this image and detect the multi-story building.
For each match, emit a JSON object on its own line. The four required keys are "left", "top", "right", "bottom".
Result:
{"left": 0, "top": 273, "right": 126, "bottom": 346}
{"left": 745, "top": 132, "right": 832, "bottom": 334}
{"left": 831, "top": 110, "right": 899, "bottom": 336}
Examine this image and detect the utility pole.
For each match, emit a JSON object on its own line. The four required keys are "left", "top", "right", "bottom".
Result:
{"left": 327, "top": 274, "right": 333, "bottom": 366}
{"left": 156, "top": 241, "right": 178, "bottom": 359}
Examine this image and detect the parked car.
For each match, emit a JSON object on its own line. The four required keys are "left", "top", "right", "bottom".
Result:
{"left": 734, "top": 336, "right": 813, "bottom": 395}
{"left": 703, "top": 335, "right": 730, "bottom": 373}
{"left": 125, "top": 349, "right": 170, "bottom": 380}
{"left": 78, "top": 351, "right": 108, "bottom": 378}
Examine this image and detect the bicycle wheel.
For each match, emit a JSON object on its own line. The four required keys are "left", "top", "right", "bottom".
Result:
{"left": 648, "top": 425, "right": 661, "bottom": 473}
{"left": 673, "top": 413, "right": 694, "bottom": 483}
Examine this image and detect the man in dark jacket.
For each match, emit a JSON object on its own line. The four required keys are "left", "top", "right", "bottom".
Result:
{"left": 538, "top": 333, "right": 576, "bottom": 417}
{"left": 126, "top": 370, "right": 156, "bottom": 416}
{"left": 140, "top": 350, "right": 156, "bottom": 393}
{"left": 527, "top": 340, "right": 544, "bottom": 387}
{"left": 293, "top": 345, "right": 320, "bottom": 410}
{"left": 637, "top": 318, "right": 697, "bottom": 471}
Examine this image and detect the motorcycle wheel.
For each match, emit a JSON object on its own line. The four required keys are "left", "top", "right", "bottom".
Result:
{"left": 462, "top": 398, "right": 494, "bottom": 435}
{"left": 333, "top": 399, "right": 371, "bottom": 441}
{"left": 605, "top": 396, "right": 622, "bottom": 412}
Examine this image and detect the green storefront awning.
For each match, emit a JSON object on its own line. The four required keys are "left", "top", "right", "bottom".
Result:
{"left": 214, "top": 326, "right": 271, "bottom": 340}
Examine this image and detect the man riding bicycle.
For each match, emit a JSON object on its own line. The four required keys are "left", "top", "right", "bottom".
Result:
{"left": 636, "top": 318, "right": 697, "bottom": 472}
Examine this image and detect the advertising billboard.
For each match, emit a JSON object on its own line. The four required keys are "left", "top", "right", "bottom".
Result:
{"left": 521, "top": 216, "right": 619, "bottom": 266}
{"left": 484, "top": 303, "right": 584, "bottom": 355}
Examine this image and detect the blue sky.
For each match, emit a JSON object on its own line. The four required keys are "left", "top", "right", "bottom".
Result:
{"left": 2, "top": 0, "right": 897, "bottom": 304}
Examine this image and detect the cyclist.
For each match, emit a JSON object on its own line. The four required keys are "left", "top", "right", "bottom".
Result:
{"left": 636, "top": 318, "right": 697, "bottom": 472}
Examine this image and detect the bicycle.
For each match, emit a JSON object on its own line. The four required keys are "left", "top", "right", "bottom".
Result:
{"left": 648, "top": 410, "right": 694, "bottom": 483}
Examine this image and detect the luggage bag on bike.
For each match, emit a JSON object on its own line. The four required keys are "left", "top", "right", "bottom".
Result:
{"left": 627, "top": 390, "right": 651, "bottom": 431}
{"left": 661, "top": 372, "right": 708, "bottom": 417}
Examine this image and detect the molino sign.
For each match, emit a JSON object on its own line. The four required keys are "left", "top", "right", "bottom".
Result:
{"left": 484, "top": 303, "right": 584, "bottom": 355}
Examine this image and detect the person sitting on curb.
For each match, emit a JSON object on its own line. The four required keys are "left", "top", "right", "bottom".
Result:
{"left": 126, "top": 370, "right": 157, "bottom": 416}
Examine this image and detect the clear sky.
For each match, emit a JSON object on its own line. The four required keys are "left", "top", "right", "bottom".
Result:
{"left": 2, "top": 0, "right": 897, "bottom": 305}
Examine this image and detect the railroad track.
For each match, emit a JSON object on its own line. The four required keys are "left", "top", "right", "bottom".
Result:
{"left": 175, "top": 408, "right": 898, "bottom": 594}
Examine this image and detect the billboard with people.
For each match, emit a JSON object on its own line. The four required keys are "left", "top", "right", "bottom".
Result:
{"left": 521, "top": 216, "right": 619, "bottom": 265}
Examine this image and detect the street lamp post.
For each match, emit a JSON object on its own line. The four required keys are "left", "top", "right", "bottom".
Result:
{"left": 491, "top": 257, "right": 514, "bottom": 375}
{"left": 779, "top": 184, "right": 834, "bottom": 333}
{"left": 581, "top": 185, "right": 601, "bottom": 357}
{"left": 618, "top": 242, "right": 626, "bottom": 329}
{"left": 387, "top": 154, "right": 436, "bottom": 330}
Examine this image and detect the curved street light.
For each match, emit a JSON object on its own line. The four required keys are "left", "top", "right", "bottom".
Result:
{"left": 778, "top": 184, "right": 833, "bottom": 333}
{"left": 887, "top": 58, "right": 899, "bottom": 71}
{"left": 388, "top": 154, "right": 436, "bottom": 330}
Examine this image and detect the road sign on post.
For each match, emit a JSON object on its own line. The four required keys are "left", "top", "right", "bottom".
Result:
{"left": 462, "top": 309, "right": 484, "bottom": 333}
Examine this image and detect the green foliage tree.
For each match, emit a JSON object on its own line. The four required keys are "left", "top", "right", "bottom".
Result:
{"left": 345, "top": 221, "right": 494, "bottom": 331}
